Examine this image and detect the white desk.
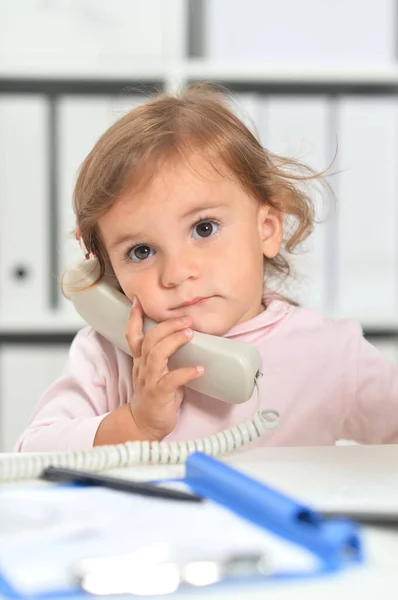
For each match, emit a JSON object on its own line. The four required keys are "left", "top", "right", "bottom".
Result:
{"left": 1, "top": 445, "right": 398, "bottom": 599}
{"left": 222, "top": 445, "right": 398, "bottom": 599}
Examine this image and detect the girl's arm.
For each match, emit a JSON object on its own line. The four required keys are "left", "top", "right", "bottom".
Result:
{"left": 14, "top": 328, "right": 136, "bottom": 452}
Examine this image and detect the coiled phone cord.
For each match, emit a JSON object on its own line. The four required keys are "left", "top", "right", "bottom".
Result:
{"left": 0, "top": 383, "right": 279, "bottom": 482}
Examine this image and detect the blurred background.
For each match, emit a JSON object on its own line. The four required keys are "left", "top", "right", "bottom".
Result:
{"left": 1, "top": 0, "right": 397, "bottom": 450}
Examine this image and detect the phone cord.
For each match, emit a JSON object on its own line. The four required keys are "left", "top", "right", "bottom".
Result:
{"left": 0, "top": 381, "right": 279, "bottom": 482}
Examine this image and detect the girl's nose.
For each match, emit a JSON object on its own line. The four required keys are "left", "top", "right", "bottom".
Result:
{"left": 160, "top": 252, "right": 201, "bottom": 288}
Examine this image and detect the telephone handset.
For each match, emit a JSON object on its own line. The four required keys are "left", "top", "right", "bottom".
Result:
{"left": 63, "top": 259, "right": 262, "bottom": 405}
{"left": 0, "top": 260, "right": 280, "bottom": 483}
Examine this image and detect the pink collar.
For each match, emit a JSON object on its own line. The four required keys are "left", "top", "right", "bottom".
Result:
{"left": 225, "top": 294, "right": 295, "bottom": 338}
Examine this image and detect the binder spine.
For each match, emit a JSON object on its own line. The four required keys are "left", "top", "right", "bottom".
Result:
{"left": 185, "top": 452, "right": 362, "bottom": 565}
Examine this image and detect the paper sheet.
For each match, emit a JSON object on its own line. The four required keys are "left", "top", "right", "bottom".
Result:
{"left": 0, "top": 484, "right": 318, "bottom": 596}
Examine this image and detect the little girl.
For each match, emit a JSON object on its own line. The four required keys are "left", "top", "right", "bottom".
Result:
{"left": 15, "top": 84, "right": 398, "bottom": 452}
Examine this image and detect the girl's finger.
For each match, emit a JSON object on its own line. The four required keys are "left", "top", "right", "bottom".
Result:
{"left": 141, "top": 316, "right": 192, "bottom": 359}
{"left": 125, "top": 296, "right": 144, "bottom": 359}
{"left": 158, "top": 365, "right": 205, "bottom": 395}
{"left": 145, "top": 328, "right": 195, "bottom": 381}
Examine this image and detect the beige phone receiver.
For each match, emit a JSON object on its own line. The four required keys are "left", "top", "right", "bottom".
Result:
{"left": 63, "top": 259, "right": 263, "bottom": 404}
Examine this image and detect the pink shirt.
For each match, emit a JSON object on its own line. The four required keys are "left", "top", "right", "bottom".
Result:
{"left": 15, "top": 299, "right": 398, "bottom": 451}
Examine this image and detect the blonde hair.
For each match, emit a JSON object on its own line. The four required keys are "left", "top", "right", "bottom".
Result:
{"left": 72, "top": 83, "right": 329, "bottom": 295}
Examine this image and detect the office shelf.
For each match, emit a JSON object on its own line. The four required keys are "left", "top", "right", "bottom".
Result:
{"left": 4, "top": 63, "right": 398, "bottom": 87}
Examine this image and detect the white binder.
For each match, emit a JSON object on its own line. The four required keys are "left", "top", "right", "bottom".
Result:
{"left": 57, "top": 95, "right": 145, "bottom": 314}
{"left": 262, "top": 96, "right": 330, "bottom": 312}
{"left": 230, "top": 93, "right": 263, "bottom": 139}
{"left": 336, "top": 97, "right": 398, "bottom": 326}
{"left": 0, "top": 0, "right": 169, "bottom": 75}
{"left": 0, "top": 345, "right": 70, "bottom": 452}
{"left": 205, "top": 0, "right": 395, "bottom": 65}
{"left": 0, "top": 95, "right": 50, "bottom": 317}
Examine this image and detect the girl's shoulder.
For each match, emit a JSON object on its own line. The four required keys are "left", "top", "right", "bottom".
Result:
{"left": 69, "top": 326, "right": 133, "bottom": 375}
{"left": 285, "top": 303, "right": 364, "bottom": 346}
{"left": 262, "top": 287, "right": 363, "bottom": 340}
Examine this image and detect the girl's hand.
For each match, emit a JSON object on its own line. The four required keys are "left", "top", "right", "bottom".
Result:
{"left": 125, "top": 297, "right": 204, "bottom": 440}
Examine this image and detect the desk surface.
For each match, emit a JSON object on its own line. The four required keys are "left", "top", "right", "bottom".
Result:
{"left": 223, "top": 445, "right": 398, "bottom": 599}
{"left": 2, "top": 444, "right": 398, "bottom": 599}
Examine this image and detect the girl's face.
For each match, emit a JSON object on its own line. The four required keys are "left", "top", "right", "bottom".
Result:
{"left": 98, "top": 156, "right": 282, "bottom": 335}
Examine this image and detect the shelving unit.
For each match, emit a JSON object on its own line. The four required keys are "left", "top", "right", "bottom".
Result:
{"left": 2, "top": 64, "right": 398, "bottom": 340}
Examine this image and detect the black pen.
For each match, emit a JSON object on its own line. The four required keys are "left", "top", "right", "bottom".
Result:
{"left": 41, "top": 466, "right": 203, "bottom": 503}
{"left": 321, "top": 509, "right": 398, "bottom": 528}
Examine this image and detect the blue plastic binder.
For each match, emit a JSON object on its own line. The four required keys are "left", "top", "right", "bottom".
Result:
{"left": 184, "top": 452, "right": 362, "bottom": 567}
{"left": 0, "top": 452, "right": 362, "bottom": 599}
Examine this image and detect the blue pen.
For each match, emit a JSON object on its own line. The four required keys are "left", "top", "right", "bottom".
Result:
{"left": 184, "top": 452, "right": 362, "bottom": 565}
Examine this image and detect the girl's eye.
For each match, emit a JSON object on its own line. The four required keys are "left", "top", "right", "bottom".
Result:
{"left": 128, "top": 245, "right": 155, "bottom": 261}
{"left": 192, "top": 220, "right": 220, "bottom": 240}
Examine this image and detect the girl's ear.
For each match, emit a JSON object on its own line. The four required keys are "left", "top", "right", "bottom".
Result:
{"left": 258, "top": 205, "right": 283, "bottom": 258}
